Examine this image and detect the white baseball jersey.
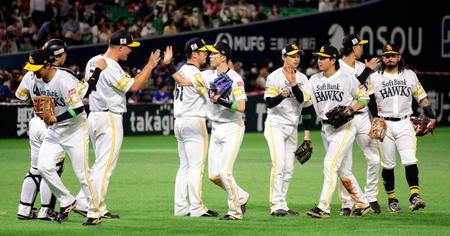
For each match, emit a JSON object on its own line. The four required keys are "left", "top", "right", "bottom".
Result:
{"left": 338, "top": 59, "right": 381, "bottom": 207}
{"left": 264, "top": 67, "right": 311, "bottom": 126}
{"left": 367, "top": 69, "right": 427, "bottom": 118}
{"left": 85, "top": 55, "right": 135, "bottom": 113}
{"left": 198, "top": 69, "right": 247, "bottom": 122}
{"left": 306, "top": 70, "right": 369, "bottom": 121}
{"left": 174, "top": 64, "right": 207, "bottom": 118}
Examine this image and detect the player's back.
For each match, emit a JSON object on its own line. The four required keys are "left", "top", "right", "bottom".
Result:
{"left": 174, "top": 64, "right": 207, "bottom": 118}
{"left": 86, "top": 55, "right": 134, "bottom": 113}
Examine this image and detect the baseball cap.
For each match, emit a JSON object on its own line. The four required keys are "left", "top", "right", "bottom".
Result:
{"left": 381, "top": 43, "right": 400, "bottom": 55}
{"left": 206, "top": 41, "right": 231, "bottom": 59}
{"left": 282, "top": 43, "right": 304, "bottom": 56}
{"left": 110, "top": 29, "right": 140, "bottom": 47}
{"left": 24, "top": 50, "right": 49, "bottom": 72}
{"left": 342, "top": 34, "right": 368, "bottom": 48}
{"left": 184, "top": 38, "right": 208, "bottom": 54}
{"left": 312, "top": 45, "right": 339, "bottom": 58}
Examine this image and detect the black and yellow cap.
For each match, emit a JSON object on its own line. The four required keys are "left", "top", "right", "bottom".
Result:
{"left": 282, "top": 43, "right": 304, "bottom": 56}
{"left": 381, "top": 43, "right": 400, "bottom": 55}
{"left": 313, "top": 45, "right": 339, "bottom": 58}
{"left": 110, "top": 29, "right": 140, "bottom": 47}
{"left": 24, "top": 50, "right": 49, "bottom": 72}
{"left": 206, "top": 41, "right": 231, "bottom": 58}
{"left": 184, "top": 38, "right": 208, "bottom": 54}
{"left": 342, "top": 34, "right": 368, "bottom": 48}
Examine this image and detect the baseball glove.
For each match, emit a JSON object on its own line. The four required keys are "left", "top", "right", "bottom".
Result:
{"left": 295, "top": 140, "right": 312, "bottom": 165}
{"left": 410, "top": 116, "right": 435, "bottom": 136}
{"left": 210, "top": 73, "right": 233, "bottom": 98}
{"left": 368, "top": 117, "right": 387, "bottom": 141}
{"left": 33, "top": 96, "right": 55, "bottom": 125}
{"left": 324, "top": 105, "right": 355, "bottom": 128}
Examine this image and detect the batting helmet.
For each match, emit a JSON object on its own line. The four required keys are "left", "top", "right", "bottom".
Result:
{"left": 42, "top": 39, "right": 67, "bottom": 61}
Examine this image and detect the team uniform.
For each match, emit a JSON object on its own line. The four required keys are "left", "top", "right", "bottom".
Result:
{"left": 32, "top": 69, "right": 97, "bottom": 216}
{"left": 306, "top": 69, "right": 370, "bottom": 214}
{"left": 338, "top": 59, "right": 380, "bottom": 208}
{"left": 366, "top": 70, "right": 426, "bottom": 172}
{"left": 173, "top": 64, "right": 210, "bottom": 216}
{"left": 15, "top": 72, "right": 65, "bottom": 219}
{"left": 196, "top": 68, "right": 249, "bottom": 219}
{"left": 263, "top": 68, "right": 311, "bottom": 213}
{"left": 76, "top": 54, "right": 134, "bottom": 219}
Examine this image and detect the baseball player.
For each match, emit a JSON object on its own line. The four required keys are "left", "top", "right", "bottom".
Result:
{"left": 263, "top": 43, "right": 312, "bottom": 216}
{"left": 305, "top": 45, "right": 371, "bottom": 218}
{"left": 172, "top": 38, "right": 218, "bottom": 217}
{"left": 366, "top": 43, "right": 436, "bottom": 213}
{"left": 337, "top": 34, "right": 382, "bottom": 215}
{"left": 77, "top": 29, "right": 161, "bottom": 225}
{"left": 16, "top": 39, "right": 71, "bottom": 221}
{"left": 163, "top": 42, "right": 250, "bottom": 220}
{"left": 22, "top": 49, "right": 98, "bottom": 224}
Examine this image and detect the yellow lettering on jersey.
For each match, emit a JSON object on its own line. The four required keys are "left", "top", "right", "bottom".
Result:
{"left": 115, "top": 75, "right": 131, "bottom": 91}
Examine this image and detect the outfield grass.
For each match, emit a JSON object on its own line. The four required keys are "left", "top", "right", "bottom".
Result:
{"left": 1, "top": 128, "right": 450, "bottom": 236}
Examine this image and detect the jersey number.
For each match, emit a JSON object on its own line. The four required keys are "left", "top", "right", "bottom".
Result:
{"left": 175, "top": 86, "right": 184, "bottom": 101}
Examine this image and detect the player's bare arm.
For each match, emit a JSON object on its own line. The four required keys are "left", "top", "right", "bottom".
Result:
{"left": 129, "top": 49, "right": 161, "bottom": 92}
{"left": 419, "top": 97, "right": 437, "bottom": 127}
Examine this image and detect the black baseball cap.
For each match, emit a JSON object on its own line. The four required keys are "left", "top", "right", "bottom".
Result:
{"left": 206, "top": 41, "right": 231, "bottom": 59}
{"left": 381, "top": 43, "right": 400, "bottom": 55}
{"left": 110, "top": 29, "right": 140, "bottom": 47}
{"left": 282, "top": 43, "right": 304, "bottom": 56}
{"left": 184, "top": 38, "right": 208, "bottom": 54}
{"left": 342, "top": 34, "right": 368, "bottom": 48}
{"left": 24, "top": 50, "right": 49, "bottom": 72}
{"left": 313, "top": 45, "right": 339, "bottom": 58}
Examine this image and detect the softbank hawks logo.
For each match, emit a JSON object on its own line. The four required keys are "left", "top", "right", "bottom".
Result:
{"left": 327, "top": 24, "right": 423, "bottom": 56}
{"left": 314, "top": 83, "right": 344, "bottom": 102}
{"left": 379, "top": 80, "right": 411, "bottom": 99}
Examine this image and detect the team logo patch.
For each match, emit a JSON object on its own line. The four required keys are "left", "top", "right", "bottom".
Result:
{"left": 190, "top": 44, "right": 198, "bottom": 50}
{"left": 237, "top": 81, "right": 244, "bottom": 87}
{"left": 352, "top": 38, "right": 359, "bottom": 45}
{"left": 120, "top": 38, "right": 127, "bottom": 44}
{"left": 358, "top": 84, "right": 364, "bottom": 90}
{"left": 68, "top": 88, "right": 77, "bottom": 95}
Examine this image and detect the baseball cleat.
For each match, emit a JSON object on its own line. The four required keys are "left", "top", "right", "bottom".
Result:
{"left": 56, "top": 200, "right": 77, "bottom": 223}
{"left": 388, "top": 198, "right": 401, "bottom": 213}
{"left": 307, "top": 207, "right": 330, "bottom": 218}
{"left": 339, "top": 208, "right": 351, "bottom": 216}
{"left": 369, "top": 201, "right": 381, "bottom": 214}
{"left": 218, "top": 214, "right": 240, "bottom": 221}
{"left": 271, "top": 209, "right": 287, "bottom": 216}
{"left": 351, "top": 205, "right": 371, "bottom": 217}
{"left": 37, "top": 210, "right": 57, "bottom": 221}
{"left": 409, "top": 194, "right": 426, "bottom": 211}
{"left": 201, "top": 210, "right": 219, "bottom": 217}
{"left": 241, "top": 194, "right": 249, "bottom": 215}
{"left": 102, "top": 212, "right": 120, "bottom": 219}
{"left": 17, "top": 211, "right": 37, "bottom": 220}
{"left": 82, "top": 217, "right": 102, "bottom": 226}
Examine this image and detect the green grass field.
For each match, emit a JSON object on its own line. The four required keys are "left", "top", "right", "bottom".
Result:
{"left": 1, "top": 128, "right": 450, "bottom": 236}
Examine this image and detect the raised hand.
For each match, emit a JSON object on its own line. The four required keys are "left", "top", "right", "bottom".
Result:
{"left": 148, "top": 49, "right": 161, "bottom": 67}
{"left": 162, "top": 46, "right": 173, "bottom": 65}
{"left": 282, "top": 65, "right": 296, "bottom": 86}
{"left": 365, "top": 57, "right": 380, "bottom": 71}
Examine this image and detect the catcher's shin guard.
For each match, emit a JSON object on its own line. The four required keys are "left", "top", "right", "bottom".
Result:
{"left": 18, "top": 168, "right": 41, "bottom": 219}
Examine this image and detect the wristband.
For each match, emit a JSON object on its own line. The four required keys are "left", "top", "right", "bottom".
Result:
{"left": 167, "top": 63, "right": 177, "bottom": 75}
{"left": 423, "top": 105, "right": 436, "bottom": 119}
{"left": 230, "top": 101, "right": 238, "bottom": 112}
{"left": 67, "top": 108, "right": 76, "bottom": 119}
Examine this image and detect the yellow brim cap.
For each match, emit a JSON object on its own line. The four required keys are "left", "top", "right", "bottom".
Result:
{"left": 24, "top": 63, "right": 44, "bottom": 72}
{"left": 359, "top": 39, "right": 368, "bottom": 45}
{"left": 382, "top": 51, "right": 400, "bottom": 55}
{"left": 286, "top": 49, "right": 301, "bottom": 56}
{"left": 205, "top": 45, "right": 219, "bottom": 53}
{"left": 313, "top": 52, "right": 332, "bottom": 57}
{"left": 128, "top": 41, "right": 141, "bottom": 47}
